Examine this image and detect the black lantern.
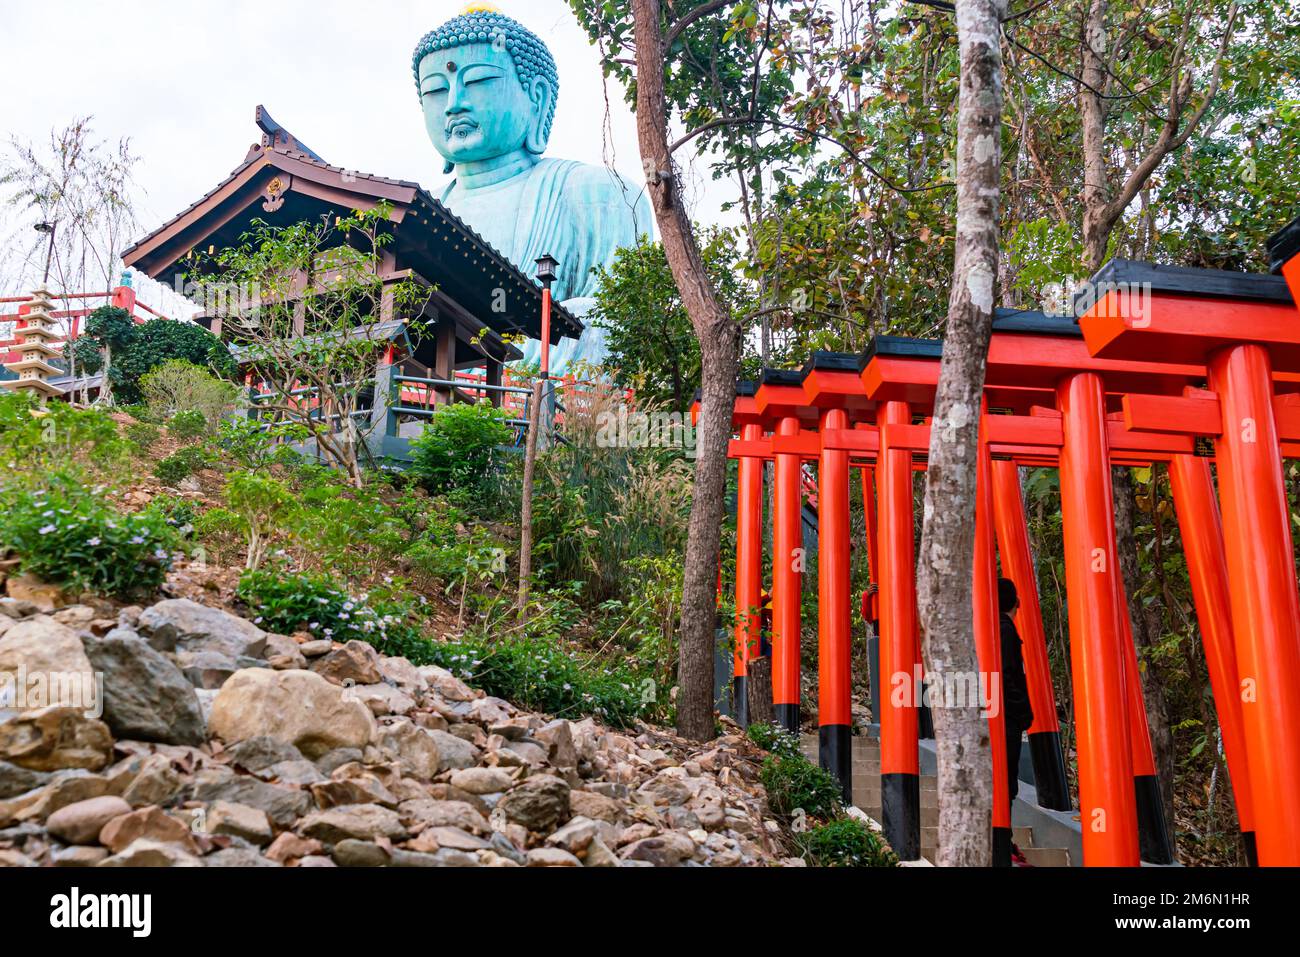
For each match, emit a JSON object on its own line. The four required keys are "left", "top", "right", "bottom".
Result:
{"left": 535, "top": 252, "right": 559, "bottom": 286}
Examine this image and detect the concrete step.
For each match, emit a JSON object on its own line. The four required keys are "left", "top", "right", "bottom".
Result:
{"left": 1013, "top": 826, "right": 1035, "bottom": 849}
{"left": 1021, "top": 846, "right": 1070, "bottom": 867}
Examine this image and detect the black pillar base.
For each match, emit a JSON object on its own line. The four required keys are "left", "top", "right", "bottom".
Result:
{"left": 882, "top": 772, "right": 920, "bottom": 861}
{"left": 1028, "top": 730, "right": 1071, "bottom": 811}
{"left": 993, "top": 826, "right": 1013, "bottom": 867}
{"left": 774, "top": 703, "right": 800, "bottom": 735}
{"left": 1135, "top": 774, "right": 1175, "bottom": 864}
{"left": 819, "top": 724, "right": 852, "bottom": 806}
{"left": 1242, "top": 831, "right": 1257, "bottom": 867}
{"left": 919, "top": 702, "right": 935, "bottom": 740}
{"left": 733, "top": 676, "right": 748, "bottom": 729}
{"left": 868, "top": 634, "right": 881, "bottom": 725}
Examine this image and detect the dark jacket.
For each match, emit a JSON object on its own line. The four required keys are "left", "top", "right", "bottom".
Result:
{"left": 999, "top": 613, "right": 1034, "bottom": 731}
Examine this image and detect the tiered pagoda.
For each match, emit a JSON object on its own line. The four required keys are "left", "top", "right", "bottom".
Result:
{"left": 1, "top": 289, "right": 65, "bottom": 399}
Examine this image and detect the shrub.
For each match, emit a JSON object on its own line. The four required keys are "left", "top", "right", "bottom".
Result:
{"left": 746, "top": 722, "right": 803, "bottom": 759}
{"left": 408, "top": 401, "right": 514, "bottom": 495}
{"left": 0, "top": 482, "right": 179, "bottom": 598}
{"left": 211, "top": 417, "right": 307, "bottom": 472}
{"left": 154, "top": 446, "right": 212, "bottom": 485}
{"left": 760, "top": 753, "right": 845, "bottom": 821}
{"left": 168, "top": 409, "right": 208, "bottom": 439}
{"left": 0, "top": 392, "right": 126, "bottom": 480}
{"left": 224, "top": 472, "right": 299, "bottom": 569}
{"left": 140, "top": 359, "right": 239, "bottom": 429}
{"left": 794, "top": 817, "right": 898, "bottom": 868}
{"left": 425, "top": 631, "right": 648, "bottom": 728}
{"left": 125, "top": 422, "right": 162, "bottom": 452}
{"left": 102, "top": 318, "right": 238, "bottom": 405}
{"left": 236, "top": 567, "right": 429, "bottom": 660}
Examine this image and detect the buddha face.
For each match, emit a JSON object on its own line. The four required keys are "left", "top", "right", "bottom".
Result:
{"left": 419, "top": 42, "right": 550, "bottom": 166}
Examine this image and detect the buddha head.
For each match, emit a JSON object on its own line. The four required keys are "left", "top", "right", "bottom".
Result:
{"left": 412, "top": 7, "right": 559, "bottom": 175}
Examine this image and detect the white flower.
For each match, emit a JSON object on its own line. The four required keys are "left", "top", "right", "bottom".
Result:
{"left": 86, "top": 537, "right": 102, "bottom": 547}
{"left": 129, "top": 536, "right": 146, "bottom": 545}
{"left": 38, "top": 524, "right": 56, "bottom": 535}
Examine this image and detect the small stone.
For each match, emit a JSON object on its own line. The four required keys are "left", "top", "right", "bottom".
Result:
{"left": 0, "top": 707, "right": 113, "bottom": 773}
{"left": 5, "top": 575, "right": 64, "bottom": 612}
{"left": 427, "top": 730, "right": 478, "bottom": 771}
{"left": 449, "top": 767, "right": 513, "bottom": 795}
{"left": 310, "top": 640, "right": 382, "bottom": 686}
{"left": 375, "top": 718, "right": 440, "bottom": 779}
{"left": 497, "top": 775, "right": 570, "bottom": 832}
{"left": 99, "top": 806, "right": 198, "bottom": 854}
{"left": 204, "top": 847, "right": 281, "bottom": 867}
{"left": 45, "top": 796, "right": 133, "bottom": 844}
{"left": 223, "top": 736, "right": 305, "bottom": 772}
{"left": 299, "top": 640, "right": 332, "bottom": 658}
{"left": 266, "top": 832, "right": 323, "bottom": 864}
{"left": 98, "top": 838, "right": 201, "bottom": 867}
{"left": 536, "top": 719, "right": 578, "bottom": 768}
{"left": 398, "top": 799, "right": 492, "bottom": 836}
{"left": 527, "top": 847, "right": 582, "bottom": 867}
{"left": 584, "top": 838, "right": 620, "bottom": 868}
{"left": 332, "top": 839, "right": 391, "bottom": 867}
{"left": 207, "top": 801, "right": 273, "bottom": 846}
{"left": 51, "top": 845, "right": 110, "bottom": 867}
{"left": 622, "top": 832, "right": 696, "bottom": 867}
{"left": 299, "top": 804, "right": 408, "bottom": 843}
{"left": 570, "top": 790, "right": 625, "bottom": 823}
{"left": 262, "top": 633, "right": 306, "bottom": 670}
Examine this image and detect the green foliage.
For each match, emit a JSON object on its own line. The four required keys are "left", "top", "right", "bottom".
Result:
{"left": 590, "top": 232, "right": 752, "bottom": 412}
{"left": 759, "top": 753, "right": 844, "bottom": 822}
{"left": 0, "top": 392, "right": 126, "bottom": 481}
{"left": 154, "top": 446, "right": 211, "bottom": 485}
{"left": 124, "top": 422, "right": 161, "bottom": 452}
{"left": 236, "top": 567, "right": 428, "bottom": 659}
{"left": 224, "top": 472, "right": 299, "bottom": 569}
{"left": 168, "top": 410, "right": 207, "bottom": 440}
{"left": 84, "top": 305, "right": 135, "bottom": 348}
{"left": 141, "top": 359, "right": 239, "bottom": 430}
{"left": 84, "top": 316, "right": 236, "bottom": 405}
{"left": 793, "top": 817, "right": 898, "bottom": 868}
{"left": 426, "top": 629, "right": 650, "bottom": 728}
{"left": 746, "top": 722, "right": 803, "bottom": 759}
{"left": 211, "top": 417, "right": 307, "bottom": 472}
{"left": 0, "top": 479, "right": 178, "bottom": 598}
{"left": 408, "top": 401, "right": 514, "bottom": 497}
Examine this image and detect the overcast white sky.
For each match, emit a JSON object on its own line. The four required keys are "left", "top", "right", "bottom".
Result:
{"left": 0, "top": 0, "right": 732, "bottom": 308}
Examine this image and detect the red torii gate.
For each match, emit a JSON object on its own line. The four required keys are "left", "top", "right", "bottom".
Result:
{"left": 720, "top": 287, "right": 1300, "bottom": 866}
{"left": 1074, "top": 256, "right": 1300, "bottom": 867}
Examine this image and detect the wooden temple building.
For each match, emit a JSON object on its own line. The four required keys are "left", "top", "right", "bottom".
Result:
{"left": 121, "top": 107, "right": 580, "bottom": 456}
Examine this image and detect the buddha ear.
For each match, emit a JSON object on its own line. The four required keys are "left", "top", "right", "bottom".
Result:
{"left": 525, "top": 75, "right": 555, "bottom": 156}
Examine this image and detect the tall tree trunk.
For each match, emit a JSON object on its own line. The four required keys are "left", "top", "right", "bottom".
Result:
{"left": 1079, "top": 0, "right": 1111, "bottom": 271}
{"left": 632, "top": 0, "right": 743, "bottom": 741}
{"left": 915, "top": 0, "right": 1007, "bottom": 867}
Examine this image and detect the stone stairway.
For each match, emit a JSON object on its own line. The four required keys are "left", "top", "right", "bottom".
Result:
{"left": 801, "top": 734, "right": 1071, "bottom": 866}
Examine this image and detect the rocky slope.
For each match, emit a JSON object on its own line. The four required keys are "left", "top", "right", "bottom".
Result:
{"left": 0, "top": 591, "right": 795, "bottom": 867}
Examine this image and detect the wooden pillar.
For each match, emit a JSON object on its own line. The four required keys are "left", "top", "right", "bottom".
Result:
{"left": 990, "top": 459, "right": 1071, "bottom": 811}
{"left": 817, "top": 407, "right": 852, "bottom": 803}
{"left": 1167, "top": 454, "right": 1255, "bottom": 863}
{"left": 433, "top": 319, "right": 456, "bottom": 406}
{"left": 1208, "top": 343, "right": 1300, "bottom": 865}
{"left": 486, "top": 358, "right": 504, "bottom": 409}
{"left": 878, "top": 399, "right": 921, "bottom": 860}
{"left": 771, "top": 416, "right": 803, "bottom": 734}
{"left": 1057, "top": 371, "right": 1140, "bottom": 866}
{"left": 733, "top": 422, "right": 765, "bottom": 726}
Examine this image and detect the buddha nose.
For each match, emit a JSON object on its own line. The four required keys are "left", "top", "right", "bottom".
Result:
{"left": 446, "top": 82, "right": 470, "bottom": 115}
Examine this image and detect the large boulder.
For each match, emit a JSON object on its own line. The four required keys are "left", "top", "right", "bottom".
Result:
{"left": 82, "top": 631, "right": 205, "bottom": 746}
{"left": 0, "top": 707, "right": 113, "bottom": 772}
{"left": 497, "top": 775, "right": 571, "bottom": 833}
{"left": 208, "top": 668, "right": 375, "bottom": 759}
{"left": 0, "top": 616, "right": 95, "bottom": 703}
{"left": 310, "top": 641, "right": 382, "bottom": 686}
{"left": 136, "top": 599, "right": 267, "bottom": 659}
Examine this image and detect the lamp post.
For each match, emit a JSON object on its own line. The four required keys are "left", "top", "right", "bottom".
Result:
{"left": 517, "top": 253, "right": 559, "bottom": 617}
{"left": 34, "top": 221, "right": 56, "bottom": 285}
